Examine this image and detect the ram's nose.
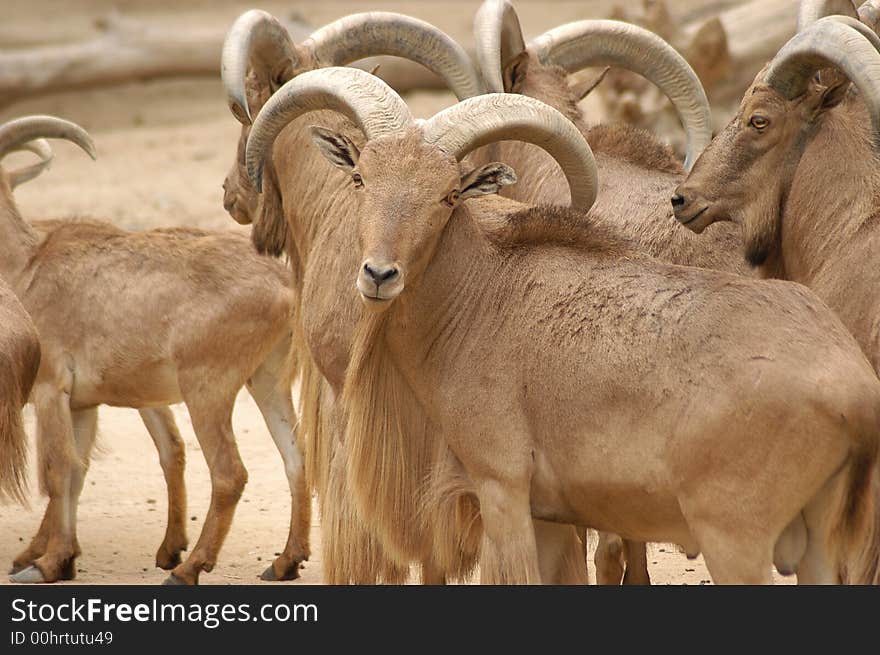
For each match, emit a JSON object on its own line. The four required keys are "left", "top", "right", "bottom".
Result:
{"left": 671, "top": 185, "right": 714, "bottom": 233}
{"left": 222, "top": 182, "right": 236, "bottom": 213}
{"left": 357, "top": 259, "right": 404, "bottom": 304}
{"left": 363, "top": 262, "right": 400, "bottom": 285}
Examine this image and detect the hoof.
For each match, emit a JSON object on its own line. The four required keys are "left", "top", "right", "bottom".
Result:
{"left": 260, "top": 562, "right": 302, "bottom": 582}
{"left": 60, "top": 559, "right": 76, "bottom": 581}
{"left": 156, "top": 551, "right": 183, "bottom": 571}
{"left": 9, "top": 565, "right": 47, "bottom": 584}
{"left": 9, "top": 562, "right": 28, "bottom": 575}
{"left": 161, "top": 573, "right": 195, "bottom": 586}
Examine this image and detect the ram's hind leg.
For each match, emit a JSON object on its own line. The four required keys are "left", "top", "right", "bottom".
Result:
{"left": 139, "top": 407, "right": 188, "bottom": 570}
{"left": 594, "top": 532, "right": 625, "bottom": 585}
{"left": 165, "top": 387, "right": 246, "bottom": 585}
{"left": 67, "top": 407, "right": 98, "bottom": 573}
{"left": 535, "top": 521, "right": 588, "bottom": 584}
{"left": 795, "top": 471, "right": 849, "bottom": 585}
{"left": 10, "top": 385, "right": 79, "bottom": 583}
{"left": 246, "top": 353, "right": 310, "bottom": 581}
{"left": 684, "top": 508, "right": 774, "bottom": 584}
{"left": 622, "top": 540, "right": 651, "bottom": 585}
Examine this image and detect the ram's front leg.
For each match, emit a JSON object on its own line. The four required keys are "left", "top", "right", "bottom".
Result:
{"left": 139, "top": 407, "right": 189, "bottom": 570}
{"left": 475, "top": 476, "right": 541, "bottom": 584}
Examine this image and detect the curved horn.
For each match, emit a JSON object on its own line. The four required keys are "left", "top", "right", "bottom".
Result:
{"left": 7, "top": 139, "right": 53, "bottom": 189}
{"left": 529, "top": 20, "right": 712, "bottom": 170}
{"left": 304, "top": 12, "right": 486, "bottom": 100}
{"left": 423, "top": 93, "right": 597, "bottom": 211}
{"left": 221, "top": 9, "right": 298, "bottom": 125}
{"left": 473, "top": 0, "right": 527, "bottom": 93}
{"left": 859, "top": 1, "right": 880, "bottom": 32}
{"left": 765, "top": 17, "right": 880, "bottom": 134}
{"left": 797, "top": 0, "right": 858, "bottom": 30}
{"left": 246, "top": 67, "right": 412, "bottom": 192}
{"left": 822, "top": 14, "right": 880, "bottom": 50}
{"left": 0, "top": 116, "right": 96, "bottom": 169}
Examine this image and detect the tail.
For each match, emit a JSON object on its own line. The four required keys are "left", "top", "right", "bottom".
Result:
{"left": 831, "top": 444, "right": 880, "bottom": 584}
{"left": 0, "top": 386, "right": 28, "bottom": 504}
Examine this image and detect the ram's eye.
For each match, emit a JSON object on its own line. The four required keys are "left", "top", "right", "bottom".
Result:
{"left": 352, "top": 172, "right": 364, "bottom": 189}
{"left": 444, "top": 190, "right": 460, "bottom": 206}
{"left": 749, "top": 115, "right": 769, "bottom": 130}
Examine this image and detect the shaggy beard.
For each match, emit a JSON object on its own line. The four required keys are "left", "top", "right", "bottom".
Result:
{"left": 742, "top": 201, "right": 781, "bottom": 269}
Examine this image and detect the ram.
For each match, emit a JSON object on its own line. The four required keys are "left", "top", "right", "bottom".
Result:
{"left": 0, "top": 116, "right": 306, "bottom": 586}
{"left": 221, "top": 10, "right": 588, "bottom": 584}
{"left": 0, "top": 138, "right": 42, "bottom": 503}
{"left": 248, "top": 66, "right": 880, "bottom": 584}
{"left": 674, "top": 16, "right": 880, "bottom": 376}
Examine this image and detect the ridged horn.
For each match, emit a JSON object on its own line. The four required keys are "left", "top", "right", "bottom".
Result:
{"left": 423, "top": 93, "right": 597, "bottom": 211}
{"left": 822, "top": 14, "right": 880, "bottom": 51}
{"left": 304, "top": 12, "right": 486, "bottom": 99}
{"left": 765, "top": 17, "right": 880, "bottom": 134}
{"left": 0, "top": 116, "right": 96, "bottom": 170}
{"left": 7, "top": 139, "right": 53, "bottom": 189}
{"left": 859, "top": 1, "right": 880, "bottom": 32}
{"left": 221, "top": 9, "right": 298, "bottom": 125}
{"left": 797, "top": 0, "right": 858, "bottom": 30}
{"left": 246, "top": 67, "right": 412, "bottom": 192}
{"left": 473, "top": 0, "right": 527, "bottom": 93}
{"left": 529, "top": 20, "right": 712, "bottom": 170}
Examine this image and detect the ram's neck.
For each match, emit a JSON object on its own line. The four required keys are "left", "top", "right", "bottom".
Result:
{"left": 0, "top": 191, "right": 39, "bottom": 284}
{"left": 271, "top": 110, "right": 361, "bottom": 264}
{"left": 771, "top": 99, "right": 880, "bottom": 359}
{"left": 381, "top": 200, "right": 511, "bottom": 415}
{"left": 778, "top": 101, "right": 880, "bottom": 287}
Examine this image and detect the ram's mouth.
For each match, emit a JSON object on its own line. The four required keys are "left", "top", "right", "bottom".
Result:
{"left": 360, "top": 292, "right": 392, "bottom": 303}
{"left": 356, "top": 272, "right": 404, "bottom": 305}
{"left": 677, "top": 206, "right": 708, "bottom": 226}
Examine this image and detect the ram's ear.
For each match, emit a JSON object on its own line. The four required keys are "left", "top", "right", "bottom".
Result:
{"left": 309, "top": 126, "right": 360, "bottom": 172}
{"left": 569, "top": 67, "right": 610, "bottom": 101}
{"left": 460, "top": 162, "right": 517, "bottom": 200}
{"left": 502, "top": 51, "right": 530, "bottom": 93}
{"left": 801, "top": 73, "right": 850, "bottom": 123}
{"left": 251, "top": 156, "right": 288, "bottom": 257}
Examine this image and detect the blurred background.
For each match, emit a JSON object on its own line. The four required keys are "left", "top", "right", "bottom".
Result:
{"left": 0, "top": 1, "right": 800, "bottom": 585}
{"left": 1, "top": 0, "right": 800, "bottom": 232}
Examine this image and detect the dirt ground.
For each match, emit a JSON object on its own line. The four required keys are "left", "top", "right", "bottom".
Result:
{"left": 0, "top": 0, "right": 790, "bottom": 585}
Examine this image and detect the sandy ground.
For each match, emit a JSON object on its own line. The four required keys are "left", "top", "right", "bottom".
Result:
{"left": 0, "top": 0, "right": 790, "bottom": 585}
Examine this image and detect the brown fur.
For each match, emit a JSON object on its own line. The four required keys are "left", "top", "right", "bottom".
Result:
{"left": 833, "top": 444, "right": 879, "bottom": 583}
{"left": 343, "top": 310, "right": 449, "bottom": 567}
{"left": 481, "top": 203, "right": 633, "bottom": 253}
{"left": 585, "top": 123, "right": 682, "bottom": 175}
{"left": 321, "top": 425, "right": 409, "bottom": 584}
{"left": 419, "top": 451, "right": 482, "bottom": 578}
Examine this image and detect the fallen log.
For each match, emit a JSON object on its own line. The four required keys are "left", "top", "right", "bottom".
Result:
{"left": 0, "top": 12, "right": 448, "bottom": 109}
